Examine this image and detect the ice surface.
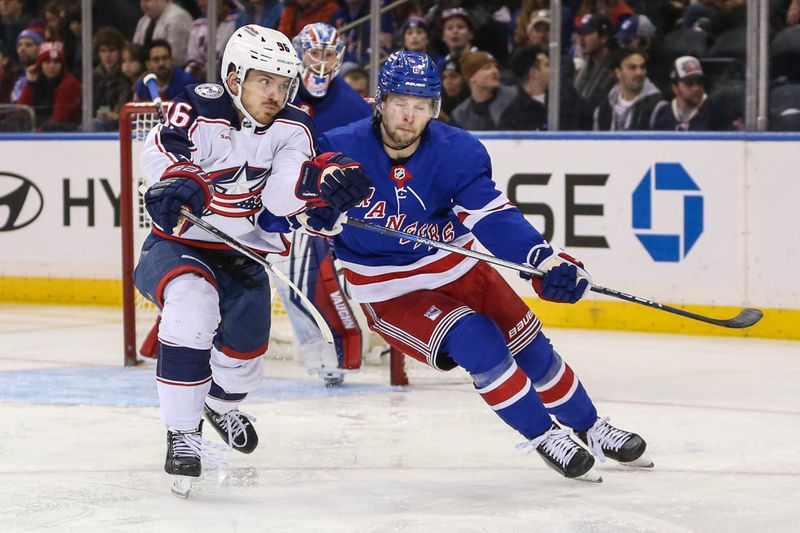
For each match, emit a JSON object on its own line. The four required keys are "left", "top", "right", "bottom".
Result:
{"left": 0, "top": 304, "right": 798, "bottom": 533}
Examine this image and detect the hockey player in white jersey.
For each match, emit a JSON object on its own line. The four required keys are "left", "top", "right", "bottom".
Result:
{"left": 134, "top": 25, "right": 370, "bottom": 496}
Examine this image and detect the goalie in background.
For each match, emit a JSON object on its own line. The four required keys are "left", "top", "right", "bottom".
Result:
{"left": 314, "top": 50, "right": 653, "bottom": 483}
{"left": 272, "top": 22, "right": 374, "bottom": 387}
{"left": 134, "top": 25, "right": 370, "bottom": 494}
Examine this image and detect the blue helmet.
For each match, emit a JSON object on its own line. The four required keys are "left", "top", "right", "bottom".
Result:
{"left": 377, "top": 50, "right": 441, "bottom": 118}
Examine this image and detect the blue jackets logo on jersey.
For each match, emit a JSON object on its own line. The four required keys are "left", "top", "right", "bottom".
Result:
{"left": 632, "top": 163, "right": 704, "bottom": 262}
{"left": 206, "top": 163, "right": 270, "bottom": 219}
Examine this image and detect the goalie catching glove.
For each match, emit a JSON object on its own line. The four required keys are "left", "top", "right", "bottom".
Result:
{"left": 527, "top": 245, "right": 592, "bottom": 304}
{"left": 296, "top": 152, "right": 371, "bottom": 212}
{"left": 145, "top": 162, "right": 213, "bottom": 235}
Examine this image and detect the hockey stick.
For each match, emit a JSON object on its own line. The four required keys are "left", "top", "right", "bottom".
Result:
{"left": 178, "top": 208, "right": 335, "bottom": 343}
{"left": 344, "top": 218, "right": 764, "bottom": 329}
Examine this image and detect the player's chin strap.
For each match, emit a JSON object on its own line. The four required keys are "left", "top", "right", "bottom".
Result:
{"left": 343, "top": 217, "right": 764, "bottom": 330}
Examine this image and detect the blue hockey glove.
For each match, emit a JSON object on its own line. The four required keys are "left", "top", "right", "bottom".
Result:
{"left": 145, "top": 162, "right": 213, "bottom": 235}
{"left": 528, "top": 245, "right": 592, "bottom": 304}
{"left": 256, "top": 209, "right": 294, "bottom": 233}
{"left": 296, "top": 152, "right": 371, "bottom": 212}
{"left": 295, "top": 206, "right": 346, "bottom": 237}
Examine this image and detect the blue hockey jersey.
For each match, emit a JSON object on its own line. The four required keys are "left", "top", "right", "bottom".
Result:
{"left": 319, "top": 118, "right": 548, "bottom": 303}
{"left": 292, "top": 77, "right": 372, "bottom": 134}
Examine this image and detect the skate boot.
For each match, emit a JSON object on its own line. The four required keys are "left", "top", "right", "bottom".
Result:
{"left": 575, "top": 416, "right": 653, "bottom": 468}
{"left": 165, "top": 421, "right": 204, "bottom": 498}
{"left": 520, "top": 422, "right": 602, "bottom": 483}
{"left": 321, "top": 370, "right": 345, "bottom": 387}
{"left": 204, "top": 404, "right": 259, "bottom": 454}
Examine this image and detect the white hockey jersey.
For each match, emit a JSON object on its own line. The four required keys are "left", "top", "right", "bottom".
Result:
{"left": 140, "top": 82, "right": 317, "bottom": 253}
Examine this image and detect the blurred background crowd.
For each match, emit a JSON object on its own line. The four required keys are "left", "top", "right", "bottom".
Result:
{"left": 0, "top": 0, "right": 797, "bottom": 133}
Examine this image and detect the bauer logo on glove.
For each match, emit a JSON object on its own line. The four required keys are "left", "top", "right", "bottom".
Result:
{"left": 296, "top": 152, "right": 371, "bottom": 212}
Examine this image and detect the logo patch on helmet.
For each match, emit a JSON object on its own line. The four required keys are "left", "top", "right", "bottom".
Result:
{"left": 195, "top": 83, "right": 224, "bottom": 99}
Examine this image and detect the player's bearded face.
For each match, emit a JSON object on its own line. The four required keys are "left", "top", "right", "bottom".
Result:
{"left": 238, "top": 70, "right": 293, "bottom": 124}
{"left": 380, "top": 94, "right": 434, "bottom": 150}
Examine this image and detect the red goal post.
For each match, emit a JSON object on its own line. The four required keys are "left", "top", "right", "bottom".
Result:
{"left": 118, "top": 102, "right": 409, "bottom": 385}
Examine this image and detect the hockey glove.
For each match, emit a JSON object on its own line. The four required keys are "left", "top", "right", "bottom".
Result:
{"left": 528, "top": 245, "right": 592, "bottom": 304}
{"left": 295, "top": 206, "right": 346, "bottom": 237}
{"left": 145, "top": 163, "right": 213, "bottom": 235}
{"left": 296, "top": 152, "right": 371, "bottom": 212}
{"left": 256, "top": 209, "right": 293, "bottom": 233}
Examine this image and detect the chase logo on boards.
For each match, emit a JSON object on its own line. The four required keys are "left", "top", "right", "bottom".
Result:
{"left": 0, "top": 172, "right": 44, "bottom": 231}
{"left": 631, "top": 163, "right": 703, "bottom": 262}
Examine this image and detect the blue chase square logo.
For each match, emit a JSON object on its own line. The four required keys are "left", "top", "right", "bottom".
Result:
{"left": 631, "top": 163, "right": 703, "bottom": 262}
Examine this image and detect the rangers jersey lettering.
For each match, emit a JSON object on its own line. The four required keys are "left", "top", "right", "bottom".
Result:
{"left": 319, "top": 118, "right": 548, "bottom": 302}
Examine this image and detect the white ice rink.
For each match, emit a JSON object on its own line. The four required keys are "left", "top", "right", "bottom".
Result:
{"left": 0, "top": 303, "right": 798, "bottom": 533}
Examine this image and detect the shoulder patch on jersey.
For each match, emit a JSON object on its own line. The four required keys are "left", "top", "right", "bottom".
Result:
{"left": 195, "top": 83, "right": 224, "bottom": 99}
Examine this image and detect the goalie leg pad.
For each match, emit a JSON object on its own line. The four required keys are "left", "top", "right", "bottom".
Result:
{"left": 515, "top": 333, "right": 597, "bottom": 432}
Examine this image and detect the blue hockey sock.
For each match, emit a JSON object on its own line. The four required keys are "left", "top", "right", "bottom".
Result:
{"left": 441, "top": 314, "right": 552, "bottom": 439}
{"left": 514, "top": 333, "right": 597, "bottom": 431}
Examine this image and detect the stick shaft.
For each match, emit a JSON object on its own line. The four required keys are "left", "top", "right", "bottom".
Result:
{"left": 344, "top": 218, "right": 763, "bottom": 329}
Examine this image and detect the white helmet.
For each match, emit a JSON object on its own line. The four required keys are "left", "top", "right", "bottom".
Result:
{"left": 221, "top": 25, "right": 302, "bottom": 127}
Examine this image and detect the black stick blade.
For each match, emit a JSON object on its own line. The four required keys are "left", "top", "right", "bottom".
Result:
{"left": 721, "top": 308, "right": 764, "bottom": 329}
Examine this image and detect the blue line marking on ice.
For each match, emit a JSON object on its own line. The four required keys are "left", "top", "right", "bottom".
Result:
{"left": 0, "top": 366, "right": 394, "bottom": 407}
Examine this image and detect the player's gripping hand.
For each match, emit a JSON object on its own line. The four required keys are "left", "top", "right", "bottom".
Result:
{"left": 145, "top": 163, "right": 213, "bottom": 235}
{"left": 528, "top": 245, "right": 592, "bottom": 304}
{"left": 295, "top": 206, "right": 346, "bottom": 237}
{"left": 296, "top": 152, "right": 371, "bottom": 212}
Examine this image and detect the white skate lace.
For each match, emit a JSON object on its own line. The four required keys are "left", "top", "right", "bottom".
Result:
{"left": 585, "top": 416, "right": 629, "bottom": 463}
{"left": 517, "top": 426, "right": 579, "bottom": 467}
{"left": 172, "top": 430, "right": 229, "bottom": 468}
{"left": 216, "top": 409, "right": 257, "bottom": 448}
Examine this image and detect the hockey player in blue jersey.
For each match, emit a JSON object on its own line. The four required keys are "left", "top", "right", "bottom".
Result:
{"left": 273, "top": 22, "right": 374, "bottom": 386}
{"left": 312, "top": 50, "right": 653, "bottom": 482}
{"left": 135, "top": 25, "right": 370, "bottom": 495}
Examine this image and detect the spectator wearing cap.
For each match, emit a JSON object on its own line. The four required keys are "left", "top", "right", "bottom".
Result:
{"left": 499, "top": 45, "right": 590, "bottom": 131}
{"left": 593, "top": 48, "right": 663, "bottom": 130}
{"left": 449, "top": 50, "right": 516, "bottom": 131}
{"left": 521, "top": 9, "right": 577, "bottom": 83}
{"left": 616, "top": 13, "right": 670, "bottom": 91}
{"left": 574, "top": 0, "right": 635, "bottom": 30}
{"left": 439, "top": 8, "right": 476, "bottom": 74}
{"left": 236, "top": 0, "right": 283, "bottom": 30}
{"left": 400, "top": 15, "right": 442, "bottom": 65}
{"left": 133, "top": 0, "right": 193, "bottom": 68}
{"left": 1, "top": 0, "right": 31, "bottom": 58}
{"left": 18, "top": 40, "right": 81, "bottom": 131}
{"left": 574, "top": 13, "right": 617, "bottom": 112}
{"left": 133, "top": 39, "right": 195, "bottom": 102}
{"left": 10, "top": 25, "right": 43, "bottom": 102}
{"left": 438, "top": 57, "right": 469, "bottom": 122}
{"left": 651, "top": 56, "right": 711, "bottom": 131}
{"left": 92, "top": 26, "right": 131, "bottom": 131}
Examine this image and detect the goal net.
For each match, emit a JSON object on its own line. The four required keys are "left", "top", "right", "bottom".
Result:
{"left": 118, "top": 102, "right": 408, "bottom": 385}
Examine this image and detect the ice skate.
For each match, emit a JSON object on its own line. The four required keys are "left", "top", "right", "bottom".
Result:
{"left": 204, "top": 404, "right": 259, "bottom": 454}
{"left": 575, "top": 417, "right": 653, "bottom": 468}
{"left": 520, "top": 423, "right": 602, "bottom": 483}
{"left": 321, "top": 370, "right": 345, "bottom": 387}
{"left": 165, "top": 422, "right": 204, "bottom": 498}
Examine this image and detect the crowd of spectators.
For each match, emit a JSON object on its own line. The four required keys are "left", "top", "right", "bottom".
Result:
{"left": 2, "top": 0, "right": 800, "bottom": 132}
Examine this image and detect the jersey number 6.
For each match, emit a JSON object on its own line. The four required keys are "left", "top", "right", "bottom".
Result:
{"left": 167, "top": 102, "right": 193, "bottom": 129}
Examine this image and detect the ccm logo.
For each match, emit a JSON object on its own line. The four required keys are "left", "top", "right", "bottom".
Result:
{"left": 0, "top": 172, "right": 44, "bottom": 231}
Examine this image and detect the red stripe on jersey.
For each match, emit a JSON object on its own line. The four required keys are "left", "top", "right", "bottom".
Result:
{"left": 155, "top": 265, "right": 218, "bottom": 306}
{"left": 480, "top": 366, "right": 529, "bottom": 407}
{"left": 344, "top": 240, "right": 474, "bottom": 285}
{"left": 537, "top": 364, "right": 576, "bottom": 405}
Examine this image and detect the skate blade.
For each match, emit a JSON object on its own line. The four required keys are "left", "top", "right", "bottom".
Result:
{"left": 621, "top": 453, "right": 654, "bottom": 469}
{"left": 573, "top": 468, "right": 603, "bottom": 483}
{"left": 170, "top": 475, "right": 195, "bottom": 499}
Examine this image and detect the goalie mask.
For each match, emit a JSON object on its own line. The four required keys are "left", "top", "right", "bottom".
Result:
{"left": 292, "top": 23, "right": 345, "bottom": 98}
{"left": 221, "top": 25, "right": 301, "bottom": 127}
